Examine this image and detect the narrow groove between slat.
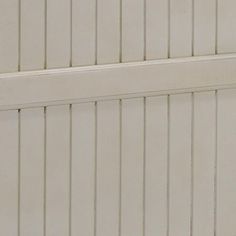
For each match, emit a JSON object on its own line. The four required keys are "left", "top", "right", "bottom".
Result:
{"left": 18, "top": 0, "right": 21, "bottom": 71}
{"left": 44, "top": 0, "right": 47, "bottom": 69}
{"left": 118, "top": 99, "right": 122, "bottom": 236}
{"left": 167, "top": 95, "right": 170, "bottom": 236}
{"left": 143, "top": 97, "right": 146, "bottom": 236}
{"left": 18, "top": 109, "right": 21, "bottom": 236}
{"left": 43, "top": 107, "right": 47, "bottom": 236}
{"left": 94, "top": 102, "right": 98, "bottom": 236}
{"left": 190, "top": 93, "right": 194, "bottom": 236}
{"left": 69, "top": 104, "right": 72, "bottom": 236}
{"left": 214, "top": 90, "right": 218, "bottom": 236}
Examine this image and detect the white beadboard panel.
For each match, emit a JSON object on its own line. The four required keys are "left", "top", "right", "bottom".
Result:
{"left": 170, "top": 0, "right": 192, "bottom": 57}
{"left": 20, "top": 108, "right": 44, "bottom": 236}
{"left": 192, "top": 92, "right": 215, "bottom": 236}
{"left": 97, "top": 0, "right": 120, "bottom": 64}
{"left": 96, "top": 100, "right": 120, "bottom": 236}
{"left": 218, "top": 0, "right": 236, "bottom": 53}
{"left": 122, "top": 0, "right": 144, "bottom": 62}
{"left": 145, "top": 96, "right": 168, "bottom": 236}
{"left": 71, "top": 103, "right": 95, "bottom": 236}
{"left": 217, "top": 89, "right": 236, "bottom": 236}
{"left": 46, "top": 105, "right": 70, "bottom": 236}
{"left": 20, "top": 0, "right": 45, "bottom": 71}
{"left": 194, "top": 0, "right": 216, "bottom": 55}
{"left": 121, "top": 98, "right": 144, "bottom": 236}
{"left": 0, "top": 0, "right": 19, "bottom": 72}
{"left": 146, "top": 0, "right": 168, "bottom": 59}
{"left": 47, "top": 0, "right": 70, "bottom": 68}
{"left": 169, "top": 93, "right": 192, "bottom": 236}
{"left": 0, "top": 110, "right": 18, "bottom": 236}
{"left": 72, "top": 0, "right": 96, "bottom": 66}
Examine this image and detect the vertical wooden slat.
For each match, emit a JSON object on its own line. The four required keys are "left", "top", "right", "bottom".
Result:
{"left": 170, "top": 0, "right": 192, "bottom": 57}
{"left": 217, "top": 89, "right": 236, "bottom": 236}
{"left": 121, "top": 98, "right": 144, "bottom": 236}
{"left": 20, "top": 0, "right": 45, "bottom": 71}
{"left": 122, "top": 0, "right": 144, "bottom": 62}
{"left": 218, "top": 0, "right": 236, "bottom": 53}
{"left": 97, "top": 0, "right": 120, "bottom": 64}
{"left": 194, "top": 0, "right": 216, "bottom": 55}
{"left": 71, "top": 103, "right": 95, "bottom": 236}
{"left": 146, "top": 0, "right": 168, "bottom": 59}
{"left": 193, "top": 92, "right": 215, "bottom": 236}
{"left": 145, "top": 96, "right": 168, "bottom": 236}
{"left": 72, "top": 0, "right": 96, "bottom": 66}
{"left": 169, "top": 94, "right": 192, "bottom": 236}
{"left": 20, "top": 108, "right": 44, "bottom": 236}
{"left": 96, "top": 100, "right": 120, "bottom": 236}
{"left": 46, "top": 105, "right": 70, "bottom": 236}
{"left": 0, "top": 110, "right": 18, "bottom": 236}
{"left": 47, "top": 0, "right": 70, "bottom": 68}
{"left": 0, "top": 0, "right": 19, "bottom": 72}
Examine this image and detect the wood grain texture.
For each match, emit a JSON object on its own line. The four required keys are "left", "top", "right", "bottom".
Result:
{"left": 122, "top": 0, "right": 144, "bottom": 62}
{"left": 0, "top": 0, "right": 19, "bottom": 72}
{"left": 47, "top": 0, "right": 70, "bottom": 68}
{"left": 20, "top": 108, "right": 44, "bottom": 236}
{"left": 72, "top": 0, "right": 96, "bottom": 66}
{"left": 96, "top": 100, "right": 120, "bottom": 236}
{"left": 121, "top": 98, "right": 144, "bottom": 236}
{"left": 145, "top": 96, "right": 168, "bottom": 236}
{"left": 0, "top": 110, "right": 18, "bottom": 236}
{"left": 217, "top": 89, "right": 236, "bottom": 236}
{"left": 46, "top": 105, "right": 70, "bottom": 236}
{"left": 20, "top": 0, "right": 45, "bottom": 70}
{"left": 71, "top": 103, "right": 95, "bottom": 236}
{"left": 146, "top": 0, "right": 168, "bottom": 59}
{"left": 194, "top": 0, "right": 216, "bottom": 55}
{"left": 170, "top": 0, "right": 192, "bottom": 57}
{"left": 97, "top": 0, "right": 120, "bottom": 64}
{"left": 192, "top": 92, "right": 215, "bottom": 236}
{"left": 169, "top": 93, "right": 192, "bottom": 236}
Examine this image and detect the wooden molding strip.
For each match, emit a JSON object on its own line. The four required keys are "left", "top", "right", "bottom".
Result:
{"left": 1, "top": 54, "right": 236, "bottom": 110}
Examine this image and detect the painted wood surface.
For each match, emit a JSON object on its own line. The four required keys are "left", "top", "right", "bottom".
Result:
{"left": 121, "top": 0, "right": 144, "bottom": 62}
{"left": 0, "top": 0, "right": 19, "bottom": 72}
{"left": 0, "top": 110, "right": 18, "bottom": 236}
{"left": 20, "top": 0, "right": 45, "bottom": 70}
{"left": 20, "top": 108, "right": 44, "bottom": 236}
{"left": 1, "top": 54, "right": 236, "bottom": 110}
{"left": 193, "top": 0, "right": 216, "bottom": 55}
{"left": 121, "top": 98, "right": 144, "bottom": 236}
{"left": 46, "top": 105, "right": 70, "bottom": 236}
{"left": 218, "top": 0, "right": 236, "bottom": 53}
{"left": 0, "top": 89, "right": 236, "bottom": 235}
{"left": 217, "top": 89, "right": 236, "bottom": 236}
{"left": 145, "top": 96, "right": 168, "bottom": 236}
{"left": 71, "top": 103, "right": 95, "bottom": 236}
{"left": 146, "top": 0, "right": 168, "bottom": 59}
{"left": 47, "top": 0, "right": 71, "bottom": 68}
{"left": 96, "top": 100, "right": 120, "bottom": 236}
{"left": 72, "top": 0, "right": 96, "bottom": 66}
{"left": 169, "top": 0, "right": 192, "bottom": 57}
{"left": 97, "top": 0, "right": 120, "bottom": 64}
{"left": 0, "top": 0, "right": 236, "bottom": 70}
{"left": 192, "top": 92, "right": 215, "bottom": 236}
{"left": 169, "top": 93, "right": 192, "bottom": 236}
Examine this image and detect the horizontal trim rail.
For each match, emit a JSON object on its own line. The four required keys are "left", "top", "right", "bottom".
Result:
{"left": 1, "top": 54, "right": 236, "bottom": 110}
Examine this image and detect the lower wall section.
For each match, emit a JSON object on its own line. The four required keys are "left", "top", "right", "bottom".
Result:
{"left": 0, "top": 89, "right": 236, "bottom": 236}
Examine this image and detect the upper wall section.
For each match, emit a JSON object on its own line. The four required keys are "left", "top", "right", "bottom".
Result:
{"left": 0, "top": 0, "right": 236, "bottom": 73}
